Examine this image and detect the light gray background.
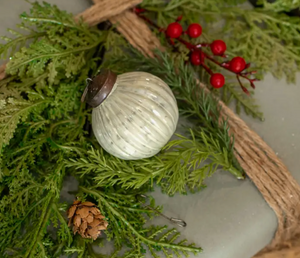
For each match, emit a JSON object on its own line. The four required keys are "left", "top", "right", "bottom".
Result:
{"left": 1, "top": 1, "right": 300, "bottom": 257}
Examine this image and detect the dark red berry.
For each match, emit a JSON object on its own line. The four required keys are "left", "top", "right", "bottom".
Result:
{"left": 166, "top": 22, "right": 183, "bottom": 38}
{"left": 187, "top": 23, "right": 202, "bottom": 38}
{"left": 190, "top": 51, "right": 205, "bottom": 66}
{"left": 229, "top": 57, "right": 246, "bottom": 73}
{"left": 210, "top": 40, "right": 226, "bottom": 56}
{"left": 210, "top": 73, "right": 225, "bottom": 88}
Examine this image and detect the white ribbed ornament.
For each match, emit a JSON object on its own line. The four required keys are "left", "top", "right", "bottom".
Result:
{"left": 82, "top": 70, "right": 179, "bottom": 160}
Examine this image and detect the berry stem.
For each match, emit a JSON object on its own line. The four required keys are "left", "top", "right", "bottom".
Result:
{"left": 176, "top": 37, "right": 195, "bottom": 50}
{"left": 205, "top": 54, "right": 256, "bottom": 90}
{"left": 136, "top": 10, "right": 208, "bottom": 50}
{"left": 237, "top": 75, "right": 250, "bottom": 95}
{"left": 241, "top": 71, "right": 257, "bottom": 76}
{"left": 136, "top": 12, "right": 163, "bottom": 31}
{"left": 176, "top": 15, "right": 183, "bottom": 22}
{"left": 201, "top": 59, "right": 213, "bottom": 75}
{"left": 133, "top": 8, "right": 258, "bottom": 93}
{"left": 195, "top": 43, "right": 210, "bottom": 48}
{"left": 133, "top": 7, "right": 146, "bottom": 14}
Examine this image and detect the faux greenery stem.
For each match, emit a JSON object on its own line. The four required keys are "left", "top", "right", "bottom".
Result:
{"left": 1, "top": 198, "right": 45, "bottom": 247}
{"left": 0, "top": 32, "right": 46, "bottom": 52}
{"left": 23, "top": 120, "right": 49, "bottom": 141}
{"left": 20, "top": 73, "right": 48, "bottom": 89}
{"left": 53, "top": 241, "right": 67, "bottom": 257}
{"left": 0, "top": 99, "right": 51, "bottom": 152}
{"left": 52, "top": 203, "right": 73, "bottom": 246}
{"left": 5, "top": 1, "right": 294, "bottom": 256}
{"left": 48, "top": 119, "right": 77, "bottom": 138}
{"left": 80, "top": 187, "right": 203, "bottom": 254}
{"left": 21, "top": 16, "right": 82, "bottom": 31}
{"left": 7, "top": 38, "right": 102, "bottom": 71}
{"left": 20, "top": 15, "right": 99, "bottom": 40}
{"left": 0, "top": 75, "right": 15, "bottom": 87}
{"left": 225, "top": 85, "right": 264, "bottom": 121}
{"left": 78, "top": 240, "right": 86, "bottom": 258}
{"left": 110, "top": 204, "right": 157, "bottom": 213}
{"left": 4, "top": 100, "right": 50, "bottom": 129}
{"left": 226, "top": 166, "right": 244, "bottom": 179}
{"left": 24, "top": 195, "right": 53, "bottom": 258}
{"left": 134, "top": 8, "right": 258, "bottom": 93}
{"left": 87, "top": 244, "right": 106, "bottom": 258}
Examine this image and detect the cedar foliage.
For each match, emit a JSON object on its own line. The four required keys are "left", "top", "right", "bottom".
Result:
{"left": 0, "top": 1, "right": 299, "bottom": 257}
{"left": 257, "top": 0, "right": 300, "bottom": 12}
{"left": 140, "top": 0, "right": 300, "bottom": 119}
{"left": 0, "top": 2, "right": 237, "bottom": 257}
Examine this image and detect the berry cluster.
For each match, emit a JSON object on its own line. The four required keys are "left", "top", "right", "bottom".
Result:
{"left": 166, "top": 22, "right": 202, "bottom": 39}
{"left": 134, "top": 8, "right": 258, "bottom": 94}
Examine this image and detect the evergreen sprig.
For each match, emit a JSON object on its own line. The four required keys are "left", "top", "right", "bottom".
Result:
{"left": 104, "top": 47, "right": 242, "bottom": 173}
{"left": 1, "top": 1, "right": 102, "bottom": 81}
{"left": 80, "top": 187, "right": 202, "bottom": 258}
{"left": 0, "top": 161, "right": 66, "bottom": 258}
{"left": 0, "top": 97, "right": 50, "bottom": 152}
{"left": 257, "top": 0, "right": 300, "bottom": 12}
{"left": 68, "top": 45, "right": 245, "bottom": 197}
{"left": 4, "top": 0, "right": 295, "bottom": 257}
{"left": 140, "top": 0, "right": 300, "bottom": 82}
{"left": 139, "top": 0, "right": 300, "bottom": 119}
{"left": 0, "top": 2, "right": 205, "bottom": 257}
{"left": 222, "top": 83, "right": 264, "bottom": 120}
{"left": 194, "top": 67, "right": 264, "bottom": 120}
{"left": 0, "top": 2, "right": 102, "bottom": 257}
{"left": 68, "top": 128, "right": 243, "bottom": 196}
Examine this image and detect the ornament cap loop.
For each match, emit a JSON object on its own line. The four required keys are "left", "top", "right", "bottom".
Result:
{"left": 81, "top": 69, "right": 117, "bottom": 108}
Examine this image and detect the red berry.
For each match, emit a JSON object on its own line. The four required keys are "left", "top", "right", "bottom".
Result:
{"left": 210, "top": 40, "right": 226, "bottom": 56}
{"left": 190, "top": 51, "right": 205, "bottom": 66}
{"left": 166, "top": 22, "right": 183, "bottom": 38}
{"left": 229, "top": 57, "right": 246, "bottom": 73}
{"left": 187, "top": 23, "right": 202, "bottom": 38}
{"left": 210, "top": 73, "right": 225, "bottom": 88}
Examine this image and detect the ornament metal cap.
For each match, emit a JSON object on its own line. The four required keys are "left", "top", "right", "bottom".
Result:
{"left": 81, "top": 70, "right": 117, "bottom": 108}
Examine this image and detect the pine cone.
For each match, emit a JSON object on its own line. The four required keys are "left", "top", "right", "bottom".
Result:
{"left": 67, "top": 200, "right": 108, "bottom": 240}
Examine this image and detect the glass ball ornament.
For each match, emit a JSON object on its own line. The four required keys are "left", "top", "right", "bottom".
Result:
{"left": 81, "top": 70, "right": 179, "bottom": 160}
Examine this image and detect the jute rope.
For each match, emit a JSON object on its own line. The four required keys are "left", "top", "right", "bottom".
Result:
{"left": 78, "top": 2, "right": 300, "bottom": 254}
{"left": 0, "top": 63, "right": 6, "bottom": 80}
{"left": 1, "top": 1, "right": 300, "bottom": 257}
{"left": 109, "top": 11, "right": 164, "bottom": 57}
{"left": 219, "top": 92, "right": 300, "bottom": 256}
{"left": 198, "top": 79, "right": 300, "bottom": 256}
{"left": 83, "top": 1, "right": 300, "bottom": 256}
{"left": 76, "top": 0, "right": 141, "bottom": 27}
{"left": 256, "top": 233, "right": 300, "bottom": 258}
{"left": 86, "top": 0, "right": 163, "bottom": 57}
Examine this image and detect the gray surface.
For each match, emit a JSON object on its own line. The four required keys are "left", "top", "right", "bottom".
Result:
{"left": 1, "top": 1, "right": 300, "bottom": 258}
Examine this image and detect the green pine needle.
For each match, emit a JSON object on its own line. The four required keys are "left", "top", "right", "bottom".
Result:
{"left": 137, "top": 0, "right": 300, "bottom": 120}
{"left": 1, "top": 1, "right": 103, "bottom": 82}
{"left": 140, "top": 0, "right": 300, "bottom": 83}
{"left": 2, "top": 0, "right": 297, "bottom": 257}
{"left": 80, "top": 187, "right": 202, "bottom": 258}
{"left": 222, "top": 83, "right": 264, "bottom": 121}
{"left": 0, "top": 97, "right": 51, "bottom": 151}
{"left": 67, "top": 128, "right": 244, "bottom": 196}
{"left": 257, "top": 0, "right": 300, "bottom": 12}
{"left": 0, "top": 2, "right": 205, "bottom": 257}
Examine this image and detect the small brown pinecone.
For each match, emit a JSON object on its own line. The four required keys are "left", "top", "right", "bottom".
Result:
{"left": 67, "top": 200, "right": 108, "bottom": 240}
